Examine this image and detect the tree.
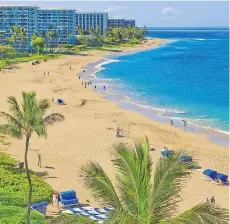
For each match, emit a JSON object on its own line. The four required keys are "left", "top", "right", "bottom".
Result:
{"left": 80, "top": 137, "right": 229, "bottom": 224}
{"left": 31, "top": 37, "right": 45, "bottom": 54}
{"left": 0, "top": 92, "right": 64, "bottom": 224}
{"left": 0, "top": 45, "right": 16, "bottom": 58}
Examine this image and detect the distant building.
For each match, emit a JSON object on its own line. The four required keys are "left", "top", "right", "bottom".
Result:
{"left": 0, "top": 6, "right": 76, "bottom": 51}
{"left": 76, "top": 12, "right": 108, "bottom": 35}
{"left": 37, "top": 9, "right": 77, "bottom": 46}
{"left": 0, "top": 6, "right": 38, "bottom": 51}
{"left": 108, "top": 19, "right": 135, "bottom": 28}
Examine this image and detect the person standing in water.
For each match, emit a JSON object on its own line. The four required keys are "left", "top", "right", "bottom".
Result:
{"left": 183, "top": 120, "right": 186, "bottom": 131}
{"left": 103, "top": 86, "right": 106, "bottom": 91}
{"left": 95, "top": 85, "right": 96, "bottom": 89}
{"left": 170, "top": 119, "right": 174, "bottom": 126}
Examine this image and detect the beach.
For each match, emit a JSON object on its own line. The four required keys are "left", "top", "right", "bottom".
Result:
{"left": 0, "top": 38, "right": 228, "bottom": 215}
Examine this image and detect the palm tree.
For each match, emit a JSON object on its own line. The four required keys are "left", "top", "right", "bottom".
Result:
{"left": 0, "top": 92, "right": 64, "bottom": 224}
{"left": 20, "top": 27, "right": 27, "bottom": 51}
{"left": 80, "top": 138, "right": 229, "bottom": 224}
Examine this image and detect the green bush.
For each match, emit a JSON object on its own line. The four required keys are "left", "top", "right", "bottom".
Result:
{"left": 0, "top": 205, "right": 45, "bottom": 224}
{"left": 0, "top": 152, "right": 53, "bottom": 205}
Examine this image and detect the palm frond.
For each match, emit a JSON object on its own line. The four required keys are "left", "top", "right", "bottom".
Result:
{"left": 169, "top": 202, "right": 229, "bottom": 224}
{"left": 0, "top": 124, "right": 23, "bottom": 139}
{"left": 43, "top": 113, "right": 65, "bottom": 126}
{"left": 104, "top": 209, "right": 139, "bottom": 224}
{"left": 150, "top": 150, "right": 197, "bottom": 222}
{"left": 38, "top": 98, "right": 50, "bottom": 113}
{"left": 111, "top": 138, "right": 152, "bottom": 219}
{"left": 7, "top": 96, "right": 23, "bottom": 120}
{"left": 80, "top": 161, "right": 122, "bottom": 208}
{"left": 0, "top": 112, "right": 23, "bottom": 130}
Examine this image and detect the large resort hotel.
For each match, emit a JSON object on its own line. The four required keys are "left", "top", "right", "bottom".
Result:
{"left": 0, "top": 6, "right": 136, "bottom": 51}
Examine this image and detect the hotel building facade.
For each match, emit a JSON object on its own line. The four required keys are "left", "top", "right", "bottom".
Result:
{"left": 0, "top": 6, "right": 77, "bottom": 51}
{"left": 108, "top": 19, "right": 135, "bottom": 28}
{"left": 76, "top": 12, "right": 108, "bottom": 35}
{"left": 0, "top": 6, "right": 37, "bottom": 50}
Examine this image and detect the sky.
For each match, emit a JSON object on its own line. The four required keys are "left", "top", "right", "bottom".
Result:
{"left": 0, "top": 1, "right": 229, "bottom": 27}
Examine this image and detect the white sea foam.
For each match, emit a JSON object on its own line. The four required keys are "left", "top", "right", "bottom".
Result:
{"left": 95, "top": 59, "right": 120, "bottom": 70}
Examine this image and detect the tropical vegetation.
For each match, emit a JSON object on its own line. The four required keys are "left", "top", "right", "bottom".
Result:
{"left": 0, "top": 152, "right": 52, "bottom": 223}
{"left": 0, "top": 92, "right": 64, "bottom": 224}
{"left": 80, "top": 137, "right": 229, "bottom": 224}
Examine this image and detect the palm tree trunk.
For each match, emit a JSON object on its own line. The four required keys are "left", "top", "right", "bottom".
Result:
{"left": 25, "top": 136, "right": 32, "bottom": 224}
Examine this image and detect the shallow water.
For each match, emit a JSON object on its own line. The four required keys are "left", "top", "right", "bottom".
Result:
{"left": 79, "top": 27, "right": 229, "bottom": 147}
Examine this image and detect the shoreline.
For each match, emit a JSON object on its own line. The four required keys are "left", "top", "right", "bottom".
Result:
{"left": 79, "top": 43, "right": 229, "bottom": 147}
{"left": 0, "top": 38, "right": 228, "bottom": 213}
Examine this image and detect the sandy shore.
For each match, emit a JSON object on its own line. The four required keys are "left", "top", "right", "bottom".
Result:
{"left": 0, "top": 38, "right": 228, "bottom": 214}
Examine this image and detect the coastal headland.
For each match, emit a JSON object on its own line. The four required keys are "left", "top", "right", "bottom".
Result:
{"left": 0, "top": 38, "right": 228, "bottom": 214}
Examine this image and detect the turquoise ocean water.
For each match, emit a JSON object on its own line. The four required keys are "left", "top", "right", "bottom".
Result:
{"left": 93, "top": 28, "right": 229, "bottom": 135}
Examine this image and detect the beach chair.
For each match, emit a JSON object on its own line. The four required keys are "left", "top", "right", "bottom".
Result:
{"left": 215, "top": 173, "right": 229, "bottom": 185}
{"left": 161, "top": 150, "right": 170, "bottom": 157}
{"left": 31, "top": 201, "right": 47, "bottom": 216}
{"left": 180, "top": 155, "right": 192, "bottom": 163}
{"left": 203, "top": 169, "right": 217, "bottom": 181}
{"left": 59, "top": 190, "right": 79, "bottom": 207}
{"left": 57, "top": 98, "right": 65, "bottom": 105}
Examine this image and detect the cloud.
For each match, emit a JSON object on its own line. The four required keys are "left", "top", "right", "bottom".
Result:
{"left": 104, "top": 5, "right": 124, "bottom": 13}
{"left": 161, "top": 7, "right": 183, "bottom": 15}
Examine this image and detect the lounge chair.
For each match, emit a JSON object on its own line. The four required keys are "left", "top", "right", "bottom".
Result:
{"left": 59, "top": 190, "right": 79, "bottom": 207}
{"left": 215, "top": 173, "right": 228, "bottom": 185}
{"left": 57, "top": 98, "right": 65, "bottom": 105}
{"left": 60, "top": 205, "right": 113, "bottom": 223}
{"left": 180, "top": 156, "right": 192, "bottom": 163}
{"left": 31, "top": 201, "right": 47, "bottom": 215}
{"left": 161, "top": 150, "right": 171, "bottom": 157}
{"left": 203, "top": 169, "right": 217, "bottom": 181}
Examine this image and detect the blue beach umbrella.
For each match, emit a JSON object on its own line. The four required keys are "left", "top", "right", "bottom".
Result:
{"left": 203, "top": 169, "right": 217, "bottom": 180}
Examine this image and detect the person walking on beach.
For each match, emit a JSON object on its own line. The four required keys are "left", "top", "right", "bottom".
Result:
{"left": 70, "top": 66, "right": 71, "bottom": 70}
{"left": 95, "top": 85, "right": 96, "bottom": 89}
{"left": 90, "top": 81, "right": 92, "bottom": 85}
{"left": 170, "top": 119, "right": 174, "bottom": 126}
{"left": 82, "top": 81, "right": 84, "bottom": 86}
{"left": 85, "top": 81, "right": 87, "bottom": 86}
{"left": 88, "top": 81, "right": 90, "bottom": 86}
{"left": 44, "top": 72, "right": 45, "bottom": 75}
{"left": 79, "top": 76, "right": 81, "bottom": 79}
{"left": 210, "top": 196, "right": 215, "bottom": 204}
{"left": 183, "top": 120, "right": 186, "bottom": 131}
{"left": 38, "top": 153, "right": 41, "bottom": 168}
{"left": 48, "top": 72, "right": 49, "bottom": 75}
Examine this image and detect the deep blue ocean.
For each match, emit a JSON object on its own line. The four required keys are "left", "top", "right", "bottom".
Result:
{"left": 95, "top": 27, "right": 229, "bottom": 134}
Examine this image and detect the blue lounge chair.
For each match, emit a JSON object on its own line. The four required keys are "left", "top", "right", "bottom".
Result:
{"left": 203, "top": 169, "right": 217, "bottom": 181}
{"left": 57, "top": 98, "right": 65, "bottom": 105}
{"left": 31, "top": 201, "right": 47, "bottom": 215}
{"left": 161, "top": 150, "right": 170, "bottom": 157}
{"left": 180, "top": 156, "right": 192, "bottom": 163}
{"left": 59, "top": 190, "right": 79, "bottom": 207}
{"left": 216, "top": 173, "right": 228, "bottom": 185}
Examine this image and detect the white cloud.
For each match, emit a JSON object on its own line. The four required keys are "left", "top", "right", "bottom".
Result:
{"left": 104, "top": 6, "right": 124, "bottom": 13}
{"left": 161, "top": 7, "right": 183, "bottom": 15}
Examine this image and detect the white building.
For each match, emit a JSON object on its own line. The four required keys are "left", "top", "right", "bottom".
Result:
{"left": 76, "top": 12, "right": 108, "bottom": 35}
{"left": 108, "top": 19, "right": 135, "bottom": 28}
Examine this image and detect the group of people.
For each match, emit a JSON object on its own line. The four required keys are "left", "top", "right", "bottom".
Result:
{"left": 170, "top": 119, "right": 187, "bottom": 131}
{"left": 44, "top": 72, "right": 50, "bottom": 76}
{"left": 82, "top": 80, "right": 92, "bottom": 88}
